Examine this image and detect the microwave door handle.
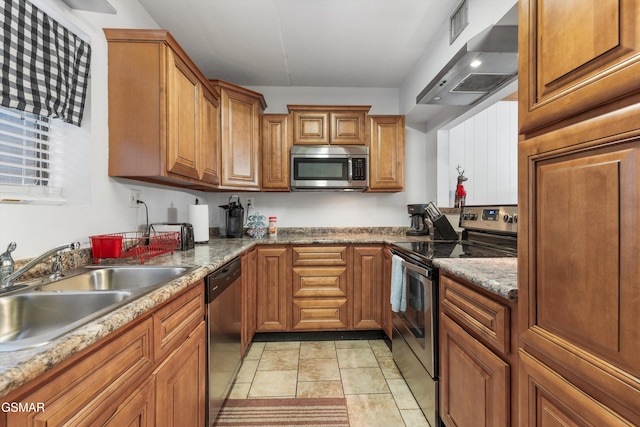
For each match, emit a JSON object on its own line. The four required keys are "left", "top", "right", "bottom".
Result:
{"left": 348, "top": 157, "right": 353, "bottom": 183}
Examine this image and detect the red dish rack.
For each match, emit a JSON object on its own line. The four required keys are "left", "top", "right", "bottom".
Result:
{"left": 90, "top": 231, "right": 180, "bottom": 264}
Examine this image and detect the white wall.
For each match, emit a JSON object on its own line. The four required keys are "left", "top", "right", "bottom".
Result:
{"left": 442, "top": 100, "right": 518, "bottom": 206}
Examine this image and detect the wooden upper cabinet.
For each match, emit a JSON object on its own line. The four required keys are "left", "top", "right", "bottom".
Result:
{"left": 289, "top": 105, "right": 370, "bottom": 145}
{"left": 211, "top": 80, "right": 266, "bottom": 190}
{"left": 166, "top": 50, "right": 200, "bottom": 181}
{"left": 104, "top": 29, "right": 219, "bottom": 189}
{"left": 519, "top": 0, "right": 640, "bottom": 134}
{"left": 261, "top": 114, "right": 291, "bottom": 191}
{"left": 199, "top": 88, "right": 220, "bottom": 186}
{"left": 367, "top": 115, "right": 405, "bottom": 192}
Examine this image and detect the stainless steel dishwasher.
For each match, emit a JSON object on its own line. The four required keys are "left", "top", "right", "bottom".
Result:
{"left": 205, "top": 257, "right": 242, "bottom": 426}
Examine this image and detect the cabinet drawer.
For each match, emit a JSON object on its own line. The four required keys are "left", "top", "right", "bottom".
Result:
{"left": 292, "top": 246, "right": 348, "bottom": 266}
{"left": 154, "top": 282, "right": 205, "bottom": 362}
{"left": 292, "top": 298, "right": 348, "bottom": 330}
{"left": 440, "top": 274, "right": 509, "bottom": 354}
{"left": 292, "top": 266, "right": 348, "bottom": 298}
{"left": 7, "top": 317, "right": 153, "bottom": 427}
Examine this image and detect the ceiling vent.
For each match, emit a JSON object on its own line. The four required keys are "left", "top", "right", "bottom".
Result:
{"left": 450, "top": 0, "right": 469, "bottom": 44}
{"left": 417, "top": 25, "right": 518, "bottom": 106}
{"left": 62, "top": 0, "right": 116, "bottom": 14}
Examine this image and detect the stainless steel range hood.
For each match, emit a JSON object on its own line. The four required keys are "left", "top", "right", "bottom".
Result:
{"left": 416, "top": 25, "right": 518, "bottom": 106}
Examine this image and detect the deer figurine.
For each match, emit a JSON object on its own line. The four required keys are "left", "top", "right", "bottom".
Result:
{"left": 454, "top": 165, "right": 467, "bottom": 208}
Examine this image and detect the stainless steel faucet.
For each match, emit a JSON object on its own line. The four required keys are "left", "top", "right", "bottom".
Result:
{"left": 0, "top": 241, "right": 81, "bottom": 289}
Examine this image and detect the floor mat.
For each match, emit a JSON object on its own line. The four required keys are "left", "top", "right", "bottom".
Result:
{"left": 214, "top": 398, "right": 350, "bottom": 426}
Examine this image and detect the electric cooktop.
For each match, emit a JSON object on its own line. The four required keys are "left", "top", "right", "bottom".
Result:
{"left": 393, "top": 240, "right": 516, "bottom": 262}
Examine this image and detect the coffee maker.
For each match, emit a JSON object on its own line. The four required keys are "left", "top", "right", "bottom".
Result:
{"left": 219, "top": 195, "right": 244, "bottom": 238}
{"left": 406, "top": 204, "right": 429, "bottom": 236}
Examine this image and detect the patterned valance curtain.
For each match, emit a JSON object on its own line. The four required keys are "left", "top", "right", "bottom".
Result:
{"left": 0, "top": 0, "right": 91, "bottom": 127}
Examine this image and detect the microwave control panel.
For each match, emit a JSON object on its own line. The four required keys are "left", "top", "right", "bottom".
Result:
{"left": 352, "top": 158, "right": 366, "bottom": 180}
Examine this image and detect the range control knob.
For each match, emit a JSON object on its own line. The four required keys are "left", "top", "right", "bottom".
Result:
{"left": 468, "top": 213, "right": 477, "bottom": 220}
{"left": 513, "top": 214, "right": 518, "bottom": 224}
{"left": 503, "top": 214, "right": 514, "bottom": 223}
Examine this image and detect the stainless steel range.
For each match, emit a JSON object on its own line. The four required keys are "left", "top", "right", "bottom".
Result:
{"left": 390, "top": 205, "right": 517, "bottom": 427}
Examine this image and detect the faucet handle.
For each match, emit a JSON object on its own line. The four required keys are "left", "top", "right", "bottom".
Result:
{"left": 1, "top": 242, "right": 17, "bottom": 278}
{"left": 1, "top": 242, "right": 16, "bottom": 263}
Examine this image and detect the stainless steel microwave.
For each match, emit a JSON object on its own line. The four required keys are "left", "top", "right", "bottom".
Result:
{"left": 290, "top": 145, "right": 368, "bottom": 191}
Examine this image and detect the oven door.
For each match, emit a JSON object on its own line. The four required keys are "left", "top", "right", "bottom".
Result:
{"left": 393, "top": 260, "right": 437, "bottom": 377}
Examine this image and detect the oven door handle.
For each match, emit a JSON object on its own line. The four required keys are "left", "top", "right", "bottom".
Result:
{"left": 401, "top": 259, "right": 432, "bottom": 279}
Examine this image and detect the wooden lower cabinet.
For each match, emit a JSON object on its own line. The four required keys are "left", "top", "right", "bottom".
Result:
{"left": 440, "top": 313, "right": 510, "bottom": 427}
{"left": 351, "top": 245, "right": 384, "bottom": 330}
{"left": 2, "top": 281, "right": 206, "bottom": 427}
{"left": 291, "top": 246, "right": 349, "bottom": 330}
{"left": 439, "top": 272, "right": 517, "bottom": 427}
{"left": 155, "top": 321, "right": 206, "bottom": 427}
{"left": 242, "top": 248, "right": 257, "bottom": 355}
{"left": 253, "top": 244, "right": 385, "bottom": 333}
{"left": 518, "top": 350, "right": 634, "bottom": 426}
{"left": 256, "top": 246, "right": 291, "bottom": 332}
{"left": 105, "top": 377, "right": 156, "bottom": 427}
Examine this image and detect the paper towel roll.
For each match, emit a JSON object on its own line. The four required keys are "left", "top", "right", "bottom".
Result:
{"left": 188, "top": 203, "right": 209, "bottom": 243}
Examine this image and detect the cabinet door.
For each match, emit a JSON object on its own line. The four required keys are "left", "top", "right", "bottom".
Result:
{"left": 261, "top": 114, "right": 291, "bottom": 191}
{"left": 6, "top": 318, "right": 153, "bottom": 426}
{"left": 166, "top": 49, "right": 201, "bottom": 180}
{"left": 367, "top": 115, "right": 405, "bottom": 192}
{"left": 519, "top": 113, "right": 640, "bottom": 420}
{"left": 219, "top": 87, "right": 261, "bottom": 189}
{"left": 292, "top": 111, "right": 330, "bottom": 145}
{"left": 331, "top": 111, "right": 366, "bottom": 145}
{"left": 105, "top": 377, "right": 155, "bottom": 427}
{"left": 242, "top": 249, "right": 257, "bottom": 355}
{"left": 381, "top": 247, "right": 392, "bottom": 339}
{"left": 153, "top": 282, "right": 205, "bottom": 363}
{"left": 155, "top": 322, "right": 206, "bottom": 427}
{"left": 256, "top": 247, "right": 290, "bottom": 332}
{"left": 351, "top": 246, "right": 383, "bottom": 330}
{"left": 518, "top": 350, "right": 634, "bottom": 426}
{"left": 519, "top": 0, "right": 640, "bottom": 133}
{"left": 200, "top": 87, "right": 220, "bottom": 185}
{"left": 440, "top": 314, "right": 510, "bottom": 427}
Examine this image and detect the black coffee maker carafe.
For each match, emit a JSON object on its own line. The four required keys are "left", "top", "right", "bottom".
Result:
{"left": 219, "top": 195, "right": 244, "bottom": 238}
{"left": 406, "top": 204, "right": 429, "bottom": 236}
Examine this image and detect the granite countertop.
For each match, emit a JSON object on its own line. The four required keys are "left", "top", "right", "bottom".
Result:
{"left": 0, "top": 231, "right": 517, "bottom": 398}
{"left": 433, "top": 258, "right": 518, "bottom": 302}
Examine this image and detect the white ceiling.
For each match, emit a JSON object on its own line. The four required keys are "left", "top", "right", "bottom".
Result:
{"left": 137, "top": 0, "right": 461, "bottom": 88}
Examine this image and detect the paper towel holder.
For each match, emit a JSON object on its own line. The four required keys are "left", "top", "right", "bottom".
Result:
{"left": 189, "top": 198, "right": 210, "bottom": 243}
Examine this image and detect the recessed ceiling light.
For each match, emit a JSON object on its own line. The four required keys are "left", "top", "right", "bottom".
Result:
{"left": 470, "top": 60, "right": 482, "bottom": 68}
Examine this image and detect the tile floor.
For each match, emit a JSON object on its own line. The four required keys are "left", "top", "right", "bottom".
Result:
{"left": 228, "top": 339, "right": 430, "bottom": 427}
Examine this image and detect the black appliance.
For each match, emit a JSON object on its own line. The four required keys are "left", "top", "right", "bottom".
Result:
{"left": 219, "top": 195, "right": 244, "bottom": 238}
{"left": 390, "top": 204, "right": 517, "bottom": 426}
{"left": 406, "top": 204, "right": 429, "bottom": 236}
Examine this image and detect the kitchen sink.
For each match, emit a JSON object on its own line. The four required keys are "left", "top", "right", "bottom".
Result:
{"left": 0, "top": 291, "right": 132, "bottom": 351}
{"left": 0, "top": 265, "right": 195, "bottom": 351}
{"left": 35, "top": 266, "right": 193, "bottom": 292}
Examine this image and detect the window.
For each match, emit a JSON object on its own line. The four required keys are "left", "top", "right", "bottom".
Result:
{"left": 0, "top": 105, "right": 65, "bottom": 204}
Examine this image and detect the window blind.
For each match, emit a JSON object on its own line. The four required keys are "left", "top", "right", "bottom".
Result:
{"left": 0, "top": 108, "right": 52, "bottom": 186}
{"left": 0, "top": 106, "right": 64, "bottom": 204}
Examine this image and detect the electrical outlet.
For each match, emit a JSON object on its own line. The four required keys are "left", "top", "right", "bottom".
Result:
{"left": 247, "top": 198, "right": 254, "bottom": 210}
{"left": 129, "top": 189, "right": 141, "bottom": 207}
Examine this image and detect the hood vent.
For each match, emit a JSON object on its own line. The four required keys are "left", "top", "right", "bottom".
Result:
{"left": 417, "top": 25, "right": 518, "bottom": 106}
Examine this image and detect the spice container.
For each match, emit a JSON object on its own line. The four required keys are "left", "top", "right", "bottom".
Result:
{"left": 268, "top": 216, "right": 277, "bottom": 237}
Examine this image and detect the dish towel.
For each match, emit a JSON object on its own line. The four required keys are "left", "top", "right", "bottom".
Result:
{"left": 390, "top": 254, "right": 406, "bottom": 312}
